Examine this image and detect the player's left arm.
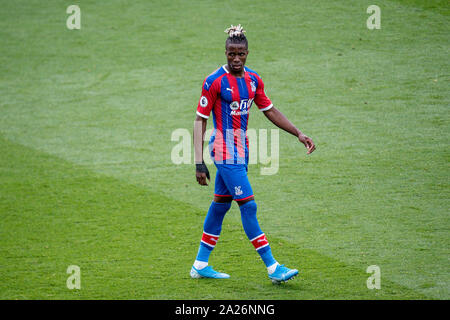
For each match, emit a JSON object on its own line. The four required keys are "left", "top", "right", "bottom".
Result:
{"left": 263, "top": 106, "right": 316, "bottom": 154}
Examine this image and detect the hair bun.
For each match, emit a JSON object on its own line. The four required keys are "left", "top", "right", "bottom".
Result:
{"left": 224, "top": 24, "right": 246, "bottom": 37}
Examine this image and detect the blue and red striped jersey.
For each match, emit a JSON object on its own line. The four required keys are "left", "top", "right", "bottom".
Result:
{"left": 196, "top": 65, "right": 273, "bottom": 164}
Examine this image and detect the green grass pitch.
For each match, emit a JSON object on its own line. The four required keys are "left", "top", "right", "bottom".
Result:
{"left": 0, "top": 0, "right": 448, "bottom": 299}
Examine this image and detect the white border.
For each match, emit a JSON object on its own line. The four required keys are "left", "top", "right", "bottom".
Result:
{"left": 259, "top": 104, "right": 273, "bottom": 112}
{"left": 196, "top": 111, "right": 209, "bottom": 119}
{"left": 250, "top": 233, "right": 265, "bottom": 242}
{"left": 222, "top": 65, "right": 229, "bottom": 73}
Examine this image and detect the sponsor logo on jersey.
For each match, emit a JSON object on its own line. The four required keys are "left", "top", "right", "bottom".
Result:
{"left": 229, "top": 98, "right": 254, "bottom": 115}
{"left": 250, "top": 81, "right": 256, "bottom": 92}
{"left": 230, "top": 101, "right": 239, "bottom": 111}
{"left": 231, "top": 110, "right": 250, "bottom": 116}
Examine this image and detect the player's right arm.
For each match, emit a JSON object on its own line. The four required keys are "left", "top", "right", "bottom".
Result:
{"left": 193, "top": 77, "right": 217, "bottom": 185}
{"left": 194, "top": 115, "right": 209, "bottom": 185}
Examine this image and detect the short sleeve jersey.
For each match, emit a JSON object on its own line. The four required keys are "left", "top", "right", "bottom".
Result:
{"left": 196, "top": 65, "right": 273, "bottom": 164}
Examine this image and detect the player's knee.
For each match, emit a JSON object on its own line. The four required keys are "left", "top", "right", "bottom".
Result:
{"left": 239, "top": 200, "right": 262, "bottom": 239}
{"left": 239, "top": 200, "right": 257, "bottom": 218}
{"left": 218, "top": 200, "right": 232, "bottom": 212}
{"left": 203, "top": 201, "right": 232, "bottom": 233}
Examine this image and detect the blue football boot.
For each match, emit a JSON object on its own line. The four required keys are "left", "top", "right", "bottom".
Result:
{"left": 268, "top": 264, "right": 298, "bottom": 284}
{"left": 190, "top": 266, "right": 230, "bottom": 279}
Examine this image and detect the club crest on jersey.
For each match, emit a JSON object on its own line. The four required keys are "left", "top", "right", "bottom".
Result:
{"left": 199, "top": 96, "right": 208, "bottom": 108}
{"left": 234, "top": 186, "right": 243, "bottom": 196}
{"left": 250, "top": 81, "right": 256, "bottom": 92}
